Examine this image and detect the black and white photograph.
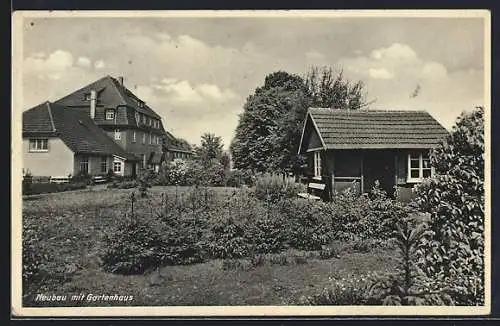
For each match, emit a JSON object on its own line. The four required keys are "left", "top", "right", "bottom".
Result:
{"left": 11, "top": 10, "right": 490, "bottom": 316}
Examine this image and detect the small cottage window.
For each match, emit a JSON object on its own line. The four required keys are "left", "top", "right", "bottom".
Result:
{"left": 132, "top": 131, "right": 136, "bottom": 143}
{"left": 114, "top": 129, "right": 121, "bottom": 140}
{"left": 79, "top": 156, "right": 89, "bottom": 174}
{"left": 105, "top": 110, "right": 115, "bottom": 120}
{"left": 100, "top": 157, "right": 107, "bottom": 173}
{"left": 313, "top": 151, "right": 322, "bottom": 178}
{"left": 29, "top": 138, "right": 48, "bottom": 152}
{"left": 407, "top": 153, "right": 433, "bottom": 183}
{"left": 113, "top": 161, "right": 122, "bottom": 173}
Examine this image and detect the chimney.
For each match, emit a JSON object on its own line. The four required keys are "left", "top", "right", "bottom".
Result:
{"left": 90, "top": 89, "right": 96, "bottom": 119}
{"left": 118, "top": 76, "right": 124, "bottom": 87}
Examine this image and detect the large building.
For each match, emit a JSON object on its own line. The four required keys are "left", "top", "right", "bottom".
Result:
{"left": 22, "top": 75, "right": 193, "bottom": 178}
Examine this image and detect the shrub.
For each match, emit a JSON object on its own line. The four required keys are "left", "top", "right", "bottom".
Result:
{"left": 224, "top": 169, "right": 255, "bottom": 187}
{"left": 318, "top": 246, "right": 340, "bottom": 260}
{"left": 101, "top": 216, "right": 165, "bottom": 274}
{"left": 280, "top": 199, "right": 332, "bottom": 251}
{"left": 24, "top": 182, "right": 87, "bottom": 195}
{"left": 245, "top": 211, "right": 288, "bottom": 254}
{"left": 207, "top": 217, "right": 250, "bottom": 259}
{"left": 414, "top": 107, "right": 485, "bottom": 305}
{"left": 136, "top": 169, "right": 155, "bottom": 197}
{"left": 254, "top": 173, "right": 304, "bottom": 203}
{"left": 22, "top": 172, "right": 33, "bottom": 195}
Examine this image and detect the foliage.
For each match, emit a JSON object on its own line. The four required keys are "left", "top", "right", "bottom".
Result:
{"left": 107, "top": 181, "right": 137, "bottom": 189}
{"left": 101, "top": 216, "right": 166, "bottom": 274}
{"left": 305, "top": 66, "right": 368, "bottom": 110}
{"left": 254, "top": 173, "right": 305, "bottom": 203}
{"left": 23, "top": 182, "right": 87, "bottom": 195}
{"left": 23, "top": 217, "right": 48, "bottom": 285}
{"left": 136, "top": 169, "right": 155, "bottom": 197}
{"left": 224, "top": 169, "right": 255, "bottom": 187}
{"left": 230, "top": 67, "right": 368, "bottom": 173}
{"left": 414, "top": 107, "right": 485, "bottom": 305}
{"left": 364, "top": 217, "right": 454, "bottom": 305}
{"left": 22, "top": 172, "right": 33, "bottom": 195}
{"left": 300, "top": 274, "right": 372, "bottom": 305}
{"left": 194, "top": 133, "right": 224, "bottom": 165}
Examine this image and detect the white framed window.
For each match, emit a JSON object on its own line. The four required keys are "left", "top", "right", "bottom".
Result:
{"left": 100, "top": 157, "right": 107, "bottom": 173}
{"left": 105, "top": 110, "right": 115, "bottom": 120}
{"left": 29, "top": 138, "right": 48, "bottom": 152}
{"left": 156, "top": 136, "right": 160, "bottom": 145}
{"left": 135, "top": 112, "right": 140, "bottom": 125}
{"left": 132, "top": 131, "right": 136, "bottom": 143}
{"left": 114, "top": 129, "right": 121, "bottom": 140}
{"left": 142, "top": 114, "right": 146, "bottom": 124}
{"left": 313, "top": 151, "right": 322, "bottom": 178}
{"left": 407, "top": 152, "right": 433, "bottom": 183}
{"left": 113, "top": 161, "right": 122, "bottom": 173}
{"left": 79, "top": 156, "right": 89, "bottom": 174}
{"left": 84, "top": 93, "right": 91, "bottom": 101}
{"left": 142, "top": 132, "right": 146, "bottom": 144}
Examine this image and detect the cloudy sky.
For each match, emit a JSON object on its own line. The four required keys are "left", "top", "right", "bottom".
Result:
{"left": 18, "top": 12, "right": 487, "bottom": 148}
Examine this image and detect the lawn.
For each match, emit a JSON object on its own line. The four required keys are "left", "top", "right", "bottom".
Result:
{"left": 22, "top": 186, "right": 398, "bottom": 306}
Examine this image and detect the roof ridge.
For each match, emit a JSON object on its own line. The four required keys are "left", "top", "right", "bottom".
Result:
{"left": 309, "top": 107, "right": 428, "bottom": 113}
{"left": 45, "top": 102, "right": 57, "bottom": 132}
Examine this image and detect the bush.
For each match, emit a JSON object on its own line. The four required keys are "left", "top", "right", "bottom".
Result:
{"left": 224, "top": 169, "right": 255, "bottom": 187}
{"left": 101, "top": 216, "right": 165, "bottom": 274}
{"left": 24, "top": 182, "right": 87, "bottom": 195}
{"left": 414, "top": 107, "right": 485, "bottom": 305}
{"left": 107, "top": 181, "right": 137, "bottom": 189}
{"left": 254, "top": 173, "right": 305, "bottom": 203}
{"left": 136, "top": 169, "right": 155, "bottom": 197}
{"left": 280, "top": 199, "right": 332, "bottom": 251}
{"left": 207, "top": 217, "right": 250, "bottom": 259}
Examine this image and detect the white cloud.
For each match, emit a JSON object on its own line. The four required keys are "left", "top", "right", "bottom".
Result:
{"left": 94, "top": 59, "right": 106, "bottom": 70}
{"left": 369, "top": 68, "right": 393, "bottom": 80}
{"left": 76, "top": 56, "right": 91, "bottom": 68}
{"left": 371, "top": 43, "right": 418, "bottom": 61}
{"left": 24, "top": 50, "right": 75, "bottom": 81}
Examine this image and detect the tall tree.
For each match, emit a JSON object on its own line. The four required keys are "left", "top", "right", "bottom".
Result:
{"left": 195, "top": 133, "right": 224, "bottom": 166}
{"left": 231, "top": 67, "right": 368, "bottom": 173}
{"left": 305, "top": 66, "right": 369, "bottom": 110}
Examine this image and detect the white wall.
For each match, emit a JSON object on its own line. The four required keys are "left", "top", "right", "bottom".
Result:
{"left": 22, "top": 137, "right": 74, "bottom": 177}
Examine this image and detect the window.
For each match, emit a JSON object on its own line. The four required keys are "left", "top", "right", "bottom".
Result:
{"left": 113, "top": 161, "right": 122, "bottom": 173}
{"left": 135, "top": 112, "right": 140, "bottom": 125}
{"left": 150, "top": 133, "right": 153, "bottom": 144}
{"left": 140, "top": 154, "right": 146, "bottom": 168}
{"left": 105, "top": 110, "right": 115, "bottom": 120}
{"left": 100, "top": 157, "right": 107, "bottom": 173}
{"left": 132, "top": 131, "right": 136, "bottom": 143}
{"left": 137, "top": 100, "right": 144, "bottom": 108}
{"left": 29, "top": 138, "right": 48, "bottom": 152}
{"left": 313, "top": 151, "right": 322, "bottom": 178}
{"left": 84, "top": 93, "right": 91, "bottom": 101}
{"left": 142, "top": 132, "right": 146, "bottom": 144}
{"left": 156, "top": 136, "right": 160, "bottom": 145}
{"left": 407, "top": 153, "right": 433, "bottom": 182}
{"left": 79, "top": 156, "right": 89, "bottom": 174}
{"left": 114, "top": 129, "right": 121, "bottom": 140}
{"left": 142, "top": 114, "right": 146, "bottom": 124}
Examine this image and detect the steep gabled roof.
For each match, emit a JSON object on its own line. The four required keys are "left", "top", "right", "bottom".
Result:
{"left": 55, "top": 75, "right": 162, "bottom": 119}
{"left": 23, "top": 102, "right": 139, "bottom": 161}
{"left": 299, "top": 108, "right": 449, "bottom": 153}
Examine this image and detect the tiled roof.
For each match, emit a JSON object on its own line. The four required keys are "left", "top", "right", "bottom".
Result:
{"left": 302, "top": 108, "right": 449, "bottom": 151}
{"left": 164, "top": 131, "right": 193, "bottom": 153}
{"left": 55, "top": 75, "right": 162, "bottom": 120}
{"left": 23, "top": 102, "right": 139, "bottom": 161}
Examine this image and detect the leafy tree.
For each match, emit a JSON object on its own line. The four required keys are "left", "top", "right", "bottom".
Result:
{"left": 230, "top": 67, "right": 368, "bottom": 173}
{"left": 195, "top": 133, "right": 224, "bottom": 166}
{"left": 414, "top": 106, "right": 485, "bottom": 305}
{"left": 305, "top": 66, "right": 369, "bottom": 110}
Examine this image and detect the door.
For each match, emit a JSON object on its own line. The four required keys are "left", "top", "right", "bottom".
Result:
{"left": 363, "top": 150, "right": 395, "bottom": 196}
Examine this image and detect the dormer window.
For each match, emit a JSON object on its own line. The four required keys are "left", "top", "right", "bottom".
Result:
{"left": 135, "top": 112, "right": 140, "bottom": 125}
{"left": 137, "top": 100, "right": 145, "bottom": 108}
{"left": 84, "top": 93, "right": 91, "bottom": 101}
{"left": 106, "top": 110, "right": 115, "bottom": 120}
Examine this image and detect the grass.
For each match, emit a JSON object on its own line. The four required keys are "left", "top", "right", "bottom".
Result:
{"left": 22, "top": 186, "right": 398, "bottom": 306}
